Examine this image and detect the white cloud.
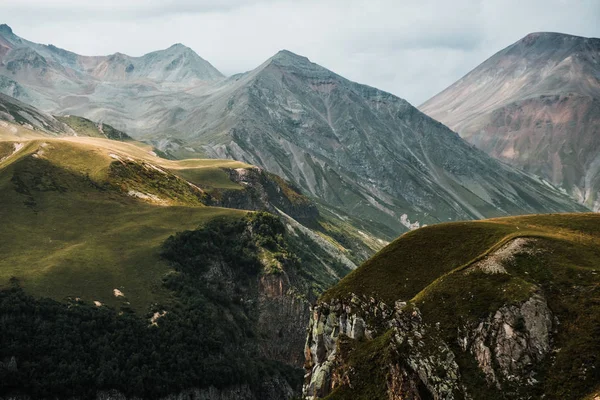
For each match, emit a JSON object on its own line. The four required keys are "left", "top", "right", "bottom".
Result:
{"left": 1, "top": 0, "right": 598, "bottom": 104}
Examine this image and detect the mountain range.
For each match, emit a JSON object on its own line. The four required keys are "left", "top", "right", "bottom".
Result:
{"left": 421, "top": 32, "right": 600, "bottom": 210}
{"left": 1, "top": 22, "right": 599, "bottom": 400}
{"left": 0, "top": 25, "right": 587, "bottom": 240}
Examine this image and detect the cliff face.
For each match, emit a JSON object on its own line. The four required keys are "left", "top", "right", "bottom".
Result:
{"left": 304, "top": 292, "right": 552, "bottom": 399}
{"left": 302, "top": 214, "right": 600, "bottom": 399}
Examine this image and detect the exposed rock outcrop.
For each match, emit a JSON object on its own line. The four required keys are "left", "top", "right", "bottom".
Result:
{"left": 211, "top": 167, "right": 319, "bottom": 224}
{"left": 459, "top": 293, "right": 552, "bottom": 389}
{"left": 304, "top": 291, "right": 553, "bottom": 399}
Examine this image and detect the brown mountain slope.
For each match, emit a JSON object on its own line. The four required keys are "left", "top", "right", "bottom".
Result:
{"left": 420, "top": 32, "right": 600, "bottom": 209}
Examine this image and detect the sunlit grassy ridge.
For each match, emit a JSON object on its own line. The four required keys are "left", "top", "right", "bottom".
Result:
{"left": 320, "top": 213, "right": 600, "bottom": 399}
{"left": 0, "top": 136, "right": 255, "bottom": 311}
{"left": 322, "top": 213, "right": 600, "bottom": 304}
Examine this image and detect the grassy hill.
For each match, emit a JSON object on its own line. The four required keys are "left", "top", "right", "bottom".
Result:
{"left": 314, "top": 213, "right": 600, "bottom": 399}
{"left": 0, "top": 126, "right": 360, "bottom": 399}
{"left": 56, "top": 115, "right": 133, "bottom": 141}
{"left": 0, "top": 136, "right": 252, "bottom": 311}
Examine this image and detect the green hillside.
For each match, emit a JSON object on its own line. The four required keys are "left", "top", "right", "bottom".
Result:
{"left": 315, "top": 213, "right": 600, "bottom": 399}
{"left": 0, "top": 138, "right": 250, "bottom": 310}
{"left": 56, "top": 115, "right": 133, "bottom": 141}
{"left": 0, "top": 134, "right": 353, "bottom": 399}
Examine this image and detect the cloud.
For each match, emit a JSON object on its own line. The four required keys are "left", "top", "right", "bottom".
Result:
{"left": 0, "top": 0, "right": 598, "bottom": 104}
{"left": 0, "top": 0, "right": 263, "bottom": 17}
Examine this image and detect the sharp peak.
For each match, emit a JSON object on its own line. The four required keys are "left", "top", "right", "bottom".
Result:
{"left": 517, "top": 31, "right": 600, "bottom": 45}
{"left": 154, "top": 43, "right": 201, "bottom": 57}
{"left": 169, "top": 43, "right": 189, "bottom": 49}
{"left": 164, "top": 43, "right": 199, "bottom": 55}
{"left": 0, "top": 24, "right": 13, "bottom": 35}
{"left": 271, "top": 49, "right": 311, "bottom": 63}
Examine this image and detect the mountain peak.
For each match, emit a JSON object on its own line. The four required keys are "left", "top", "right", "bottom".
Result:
{"left": 513, "top": 31, "right": 600, "bottom": 53}
{"left": 270, "top": 49, "right": 311, "bottom": 65}
{"left": 520, "top": 31, "right": 589, "bottom": 42}
{"left": 0, "top": 24, "right": 13, "bottom": 35}
{"left": 168, "top": 43, "right": 190, "bottom": 51}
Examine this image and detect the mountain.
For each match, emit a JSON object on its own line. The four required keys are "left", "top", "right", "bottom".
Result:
{"left": 304, "top": 213, "right": 600, "bottom": 399}
{"left": 153, "top": 49, "right": 587, "bottom": 233}
{"left": 0, "top": 92, "right": 134, "bottom": 142}
{"left": 420, "top": 32, "right": 600, "bottom": 210}
{"left": 0, "top": 114, "right": 364, "bottom": 399}
{"left": 0, "top": 26, "right": 588, "bottom": 240}
{"left": 0, "top": 24, "right": 221, "bottom": 132}
{"left": 0, "top": 24, "right": 222, "bottom": 84}
{"left": 0, "top": 92, "right": 68, "bottom": 133}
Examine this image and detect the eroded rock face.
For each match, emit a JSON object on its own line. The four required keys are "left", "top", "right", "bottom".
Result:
{"left": 303, "top": 295, "right": 461, "bottom": 399}
{"left": 257, "top": 273, "right": 312, "bottom": 366}
{"left": 215, "top": 167, "right": 319, "bottom": 223}
{"left": 304, "top": 292, "right": 553, "bottom": 399}
{"left": 461, "top": 293, "right": 552, "bottom": 388}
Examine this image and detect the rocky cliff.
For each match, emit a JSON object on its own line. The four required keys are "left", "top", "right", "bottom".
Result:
{"left": 209, "top": 166, "right": 319, "bottom": 225}
{"left": 304, "top": 291, "right": 552, "bottom": 399}
{"left": 303, "top": 214, "right": 600, "bottom": 399}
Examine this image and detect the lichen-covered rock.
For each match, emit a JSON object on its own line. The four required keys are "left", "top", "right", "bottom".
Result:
{"left": 461, "top": 292, "right": 552, "bottom": 389}
{"left": 303, "top": 295, "right": 461, "bottom": 399}
{"left": 304, "top": 292, "right": 553, "bottom": 399}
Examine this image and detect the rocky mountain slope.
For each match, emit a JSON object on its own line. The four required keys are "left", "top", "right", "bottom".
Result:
{"left": 0, "top": 92, "right": 132, "bottom": 141}
{"left": 153, "top": 49, "right": 588, "bottom": 233}
{"left": 0, "top": 24, "right": 592, "bottom": 271}
{"left": 0, "top": 92, "right": 68, "bottom": 133}
{"left": 0, "top": 91, "right": 382, "bottom": 261}
{"left": 0, "top": 118, "right": 363, "bottom": 399}
{"left": 0, "top": 25, "right": 588, "bottom": 241}
{"left": 0, "top": 24, "right": 220, "bottom": 132}
{"left": 304, "top": 213, "right": 600, "bottom": 399}
{"left": 420, "top": 32, "right": 600, "bottom": 210}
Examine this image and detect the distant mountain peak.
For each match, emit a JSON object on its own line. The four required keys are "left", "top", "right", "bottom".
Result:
{"left": 420, "top": 31, "right": 600, "bottom": 210}
{"left": 510, "top": 31, "right": 600, "bottom": 55}
{"left": 0, "top": 24, "right": 13, "bottom": 35}
{"left": 520, "top": 31, "right": 591, "bottom": 42}
{"left": 270, "top": 49, "right": 312, "bottom": 66}
{"left": 168, "top": 43, "right": 188, "bottom": 50}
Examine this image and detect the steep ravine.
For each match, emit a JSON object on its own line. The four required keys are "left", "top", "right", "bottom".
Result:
{"left": 0, "top": 214, "right": 315, "bottom": 400}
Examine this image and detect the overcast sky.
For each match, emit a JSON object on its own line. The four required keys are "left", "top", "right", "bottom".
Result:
{"left": 1, "top": 0, "right": 599, "bottom": 105}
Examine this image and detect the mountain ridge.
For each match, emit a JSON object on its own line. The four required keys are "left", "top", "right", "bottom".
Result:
{"left": 0, "top": 27, "right": 589, "bottom": 240}
{"left": 156, "top": 49, "right": 586, "bottom": 234}
{"left": 305, "top": 213, "right": 600, "bottom": 399}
